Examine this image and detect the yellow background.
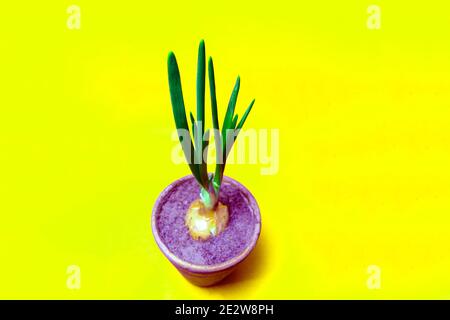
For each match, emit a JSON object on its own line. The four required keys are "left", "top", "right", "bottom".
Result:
{"left": 1, "top": 1, "right": 450, "bottom": 299}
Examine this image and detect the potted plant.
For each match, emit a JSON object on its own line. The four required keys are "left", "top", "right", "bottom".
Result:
{"left": 151, "top": 40, "right": 261, "bottom": 286}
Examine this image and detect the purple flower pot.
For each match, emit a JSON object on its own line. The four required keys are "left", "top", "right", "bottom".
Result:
{"left": 151, "top": 175, "right": 261, "bottom": 286}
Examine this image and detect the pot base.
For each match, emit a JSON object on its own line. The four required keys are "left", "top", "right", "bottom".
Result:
{"left": 152, "top": 175, "right": 261, "bottom": 286}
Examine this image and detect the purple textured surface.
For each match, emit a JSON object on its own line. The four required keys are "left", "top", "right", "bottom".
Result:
{"left": 156, "top": 177, "right": 256, "bottom": 265}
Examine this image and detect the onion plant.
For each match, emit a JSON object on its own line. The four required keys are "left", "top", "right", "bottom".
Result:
{"left": 167, "top": 40, "right": 255, "bottom": 211}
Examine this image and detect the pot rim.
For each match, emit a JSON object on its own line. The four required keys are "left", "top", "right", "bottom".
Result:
{"left": 151, "top": 174, "right": 261, "bottom": 274}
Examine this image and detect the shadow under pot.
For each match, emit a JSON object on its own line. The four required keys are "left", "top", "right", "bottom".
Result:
{"left": 152, "top": 175, "right": 261, "bottom": 286}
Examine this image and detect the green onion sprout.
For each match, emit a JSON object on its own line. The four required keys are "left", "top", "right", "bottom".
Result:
{"left": 167, "top": 40, "right": 255, "bottom": 210}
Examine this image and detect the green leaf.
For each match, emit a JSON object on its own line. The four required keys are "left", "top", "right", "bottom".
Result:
{"left": 222, "top": 76, "right": 240, "bottom": 134}
{"left": 197, "top": 40, "right": 206, "bottom": 131}
{"left": 236, "top": 99, "right": 255, "bottom": 130}
{"left": 189, "top": 112, "right": 197, "bottom": 146}
{"left": 208, "top": 57, "right": 220, "bottom": 133}
{"left": 167, "top": 52, "right": 201, "bottom": 184}
{"left": 196, "top": 40, "right": 208, "bottom": 187}
{"left": 232, "top": 114, "right": 238, "bottom": 130}
{"left": 208, "top": 57, "right": 223, "bottom": 194}
{"left": 225, "top": 128, "right": 236, "bottom": 158}
{"left": 202, "top": 129, "right": 210, "bottom": 162}
{"left": 221, "top": 76, "right": 240, "bottom": 159}
{"left": 199, "top": 129, "right": 210, "bottom": 186}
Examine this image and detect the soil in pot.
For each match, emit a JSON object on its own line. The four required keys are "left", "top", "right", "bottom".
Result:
{"left": 155, "top": 176, "right": 257, "bottom": 266}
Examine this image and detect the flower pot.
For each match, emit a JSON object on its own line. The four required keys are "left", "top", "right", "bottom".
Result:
{"left": 151, "top": 175, "right": 261, "bottom": 286}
